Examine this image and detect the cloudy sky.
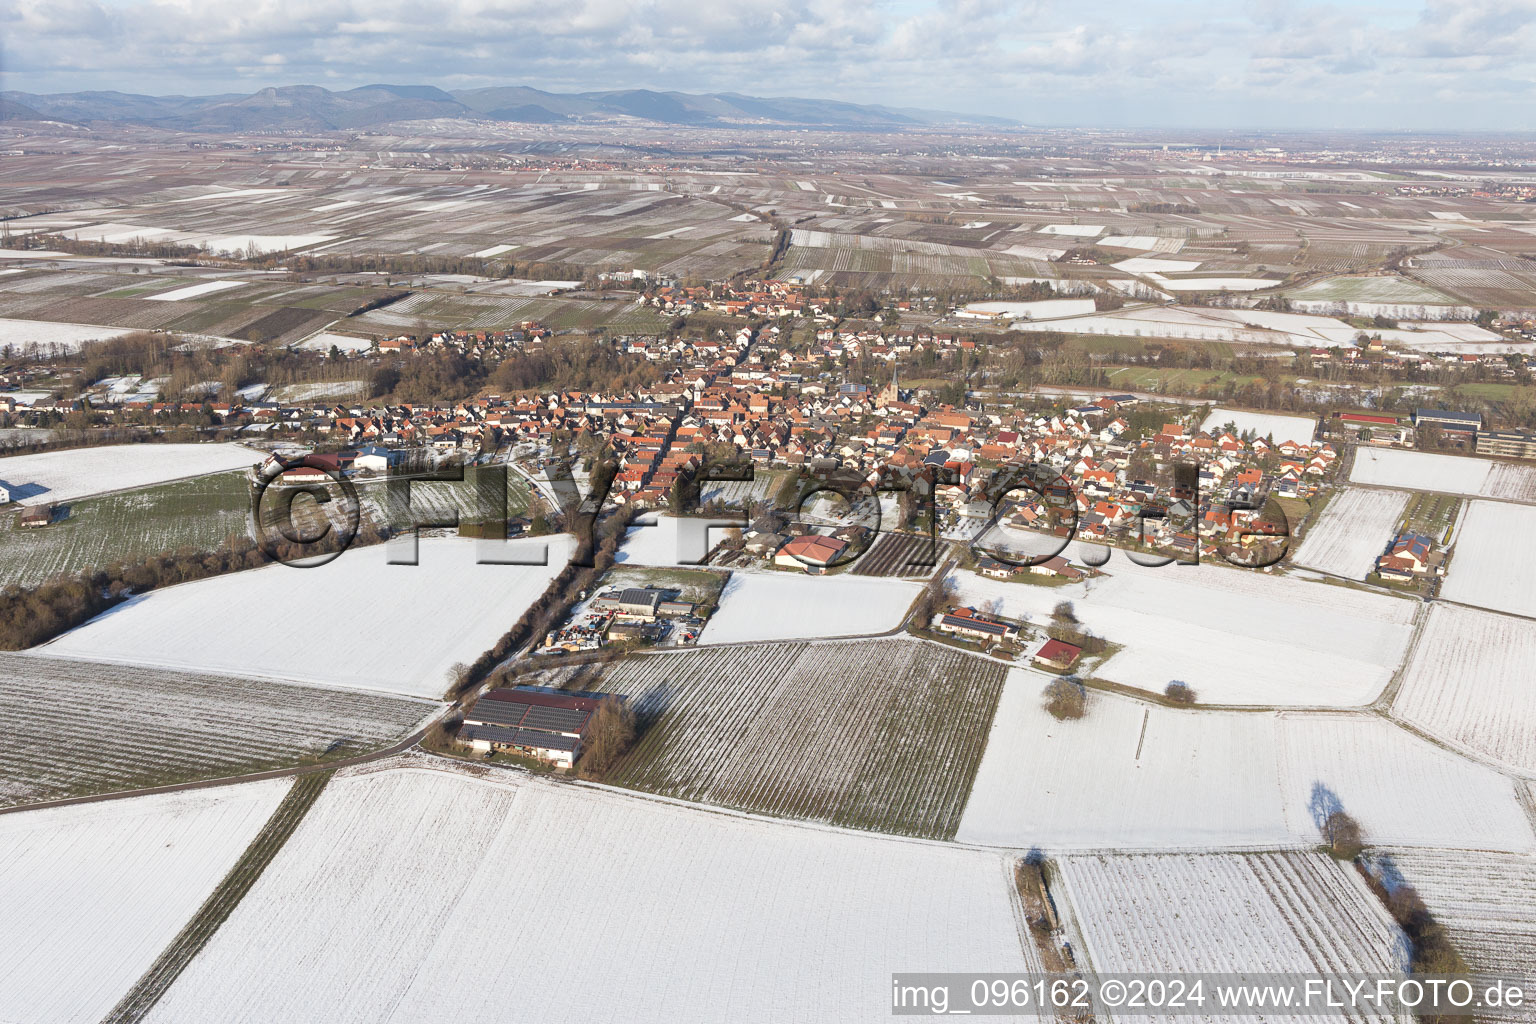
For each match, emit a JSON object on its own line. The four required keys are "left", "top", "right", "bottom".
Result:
{"left": 2, "top": 0, "right": 1534, "bottom": 129}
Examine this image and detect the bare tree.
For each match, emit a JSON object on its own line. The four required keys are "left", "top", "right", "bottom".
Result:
{"left": 579, "top": 696, "right": 638, "bottom": 777}
{"left": 1043, "top": 678, "right": 1087, "bottom": 721}
{"left": 1165, "top": 681, "right": 1196, "bottom": 704}
{"left": 1323, "top": 809, "right": 1364, "bottom": 860}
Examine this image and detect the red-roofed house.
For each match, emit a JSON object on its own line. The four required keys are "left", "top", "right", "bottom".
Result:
{"left": 1034, "top": 638, "right": 1083, "bottom": 672}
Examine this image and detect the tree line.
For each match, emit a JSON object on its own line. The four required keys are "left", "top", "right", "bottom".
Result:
{"left": 0, "top": 523, "right": 389, "bottom": 650}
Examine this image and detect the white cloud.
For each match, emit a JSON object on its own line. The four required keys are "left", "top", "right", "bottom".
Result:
{"left": 1, "top": 0, "right": 1531, "bottom": 128}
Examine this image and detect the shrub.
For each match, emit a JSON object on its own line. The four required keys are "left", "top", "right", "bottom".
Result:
{"left": 1043, "top": 678, "right": 1087, "bottom": 721}
{"left": 1165, "top": 681, "right": 1197, "bottom": 704}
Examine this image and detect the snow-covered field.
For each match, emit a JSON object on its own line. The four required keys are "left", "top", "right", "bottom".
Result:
{"left": 1199, "top": 407, "right": 1317, "bottom": 442}
{"left": 0, "top": 317, "right": 134, "bottom": 351}
{"left": 269, "top": 379, "right": 368, "bottom": 402}
{"left": 66, "top": 222, "right": 333, "bottom": 254}
{"left": 1154, "top": 276, "right": 1279, "bottom": 291}
{"left": 947, "top": 557, "right": 1415, "bottom": 706}
{"left": 1392, "top": 604, "right": 1536, "bottom": 774}
{"left": 616, "top": 513, "right": 740, "bottom": 565}
{"left": 1374, "top": 848, "right": 1536, "bottom": 989}
{"left": 1291, "top": 487, "right": 1410, "bottom": 578}
{"left": 145, "top": 280, "right": 247, "bottom": 301}
{"left": 0, "top": 442, "right": 258, "bottom": 505}
{"left": 1058, "top": 852, "right": 1406, "bottom": 980}
{"left": 701, "top": 572, "right": 921, "bottom": 644}
{"left": 957, "top": 674, "right": 1533, "bottom": 852}
{"left": 146, "top": 760, "right": 1040, "bottom": 1024}
{"left": 1112, "top": 257, "right": 1203, "bottom": 274}
{"left": 39, "top": 536, "right": 573, "bottom": 699}
{"left": 1099, "top": 235, "right": 1184, "bottom": 252}
{"left": 1039, "top": 223, "right": 1103, "bottom": 236}
{"left": 1350, "top": 448, "right": 1536, "bottom": 503}
{"left": 958, "top": 298, "right": 1096, "bottom": 319}
{"left": 1274, "top": 712, "right": 1532, "bottom": 851}
{"left": 0, "top": 779, "right": 290, "bottom": 1024}
{"left": 1440, "top": 500, "right": 1536, "bottom": 617}
{"left": 959, "top": 676, "right": 1292, "bottom": 848}
{"left": 292, "top": 331, "right": 373, "bottom": 353}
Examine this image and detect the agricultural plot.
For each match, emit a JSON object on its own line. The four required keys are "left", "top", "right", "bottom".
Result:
{"left": 697, "top": 471, "right": 781, "bottom": 506}
{"left": 554, "top": 637, "right": 1004, "bottom": 838}
{"left": 0, "top": 470, "right": 249, "bottom": 587}
{"left": 1440, "top": 501, "right": 1536, "bottom": 617}
{"left": 1286, "top": 274, "right": 1456, "bottom": 305}
{"left": 146, "top": 280, "right": 247, "bottom": 302}
{"left": 355, "top": 467, "right": 533, "bottom": 530}
{"left": 1401, "top": 490, "right": 1462, "bottom": 543}
{"left": 1350, "top": 448, "right": 1536, "bottom": 503}
{"left": 616, "top": 512, "right": 740, "bottom": 565}
{"left": 1372, "top": 848, "right": 1536, "bottom": 999}
{"left": 0, "top": 442, "right": 258, "bottom": 506}
{"left": 1057, "top": 852, "right": 1407, "bottom": 983}
{"left": 1409, "top": 265, "right": 1536, "bottom": 310}
{"left": 1153, "top": 275, "right": 1279, "bottom": 291}
{"left": 1198, "top": 407, "right": 1317, "bottom": 442}
{"left": 701, "top": 572, "right": 921, "bottom": 644}
{"left": 957, "top": 675, "right": 1533, "bottom": 852}
{"left": 851, "top": 531, "right": 946, "bottom": 577}
{"left": 1392, "top": 604, "right": 1536, "bottom": 774}
{"left": 269, "top": 380, "right": 367, "bottom": 402}
{"left": 39, "top": 535, "right": 574, "bottom": 699}
{"left": 156, "top": 760, "right": 1039, "bottom": 1024}
{"left": 958, "top": 676, "right": 1294, "bottom": 849}
{"left": 1274, "top": 712, "right": 1534, "bottom": 852}
{"left": 947, "top": 557, "right": 1415, "bottom": 706}
{"left": 0, "top": 652, "right": 433, "bottom": 806}
{"left": 0, "top": 779, "right": 291, "bottom": 1024}
{"left": 1290, "top": 487, "right": 1411, "bottom": 579}
{"left": 0, "top": 316, "right": 135, "bottom": 351}
{"left": 292, "top": 330, "right": 371, "bottom": 353}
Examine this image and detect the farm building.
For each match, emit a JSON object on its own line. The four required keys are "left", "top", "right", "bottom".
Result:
{"left": 1034, "top": 638, "right": 1083, "bottom": 672}
{"left": 459, "top": 687, "right": 616, "bottom": 768}
{"left": 590, "top": 587, "right": 695, "bottom": 622}
{"left": 19, "top": 504, "right": 54, "bottom": 527}
{"left": 609, "top": 620, "right": 665, "bottom": 642}
{"left": 592, "top": 587, "right": 663, "bottom": 621}
{"left": 937, "top": 606, "right": 1014, "bottom": 641}
{"left": 742, "top": 531, "right": 786, "bottom": 556}
{"left": 774, "top": 534, "right": 847, "bottom": 568}
{"left": 352, "top": 445, "right": 397, "bottom": 473}
{"left": 273, "top": 465, "right": 332, "bottom": 486}
{"left": 0, "top": 483, "right": 8, "bottom": 503}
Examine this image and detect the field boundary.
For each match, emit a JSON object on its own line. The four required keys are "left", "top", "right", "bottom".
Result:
{"left": 101, "top": 770, "right": 335, "bottom": 1024}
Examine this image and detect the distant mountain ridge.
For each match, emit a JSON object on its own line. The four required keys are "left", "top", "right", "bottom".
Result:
{"left": 0, "top": 83, "right": 1015, "bottom": 131}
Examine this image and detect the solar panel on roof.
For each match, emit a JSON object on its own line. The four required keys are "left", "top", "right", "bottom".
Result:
{"left": 513, "top": 730, "right": 579, "bottom": 752}
{"left": 465, "top": 702, "right": 531, "bottom": 727}
{"left": 520, "top": 707, "right": 589, "bottom": 732}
